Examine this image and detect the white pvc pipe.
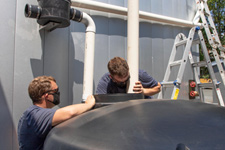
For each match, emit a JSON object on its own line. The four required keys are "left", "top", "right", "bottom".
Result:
{"left": 127, "top": 0, "right": 139, "bottom": 93}
{"left": 81, "top": 12, "right": 96, "bottom": 100}
{"left": 71, "top": 0, "right": 202, "bottom": 27}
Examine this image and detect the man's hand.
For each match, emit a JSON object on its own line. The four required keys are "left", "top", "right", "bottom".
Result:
{"left": 133, "top": 82, "right": 161, "bottom": 96}
{"left": 85, "top": 95, "right": 96, "bottom": 108}
{"left": 133, "top": 81, "right": 144, "bottom": 93}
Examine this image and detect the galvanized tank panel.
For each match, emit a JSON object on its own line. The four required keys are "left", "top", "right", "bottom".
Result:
{"left": 93, "top": 16, "right": 111, "bottom": 93}
{"left": 12, "top": 3, "right": 43, "bottom": 150}
{"left": 139, "top": 23, "right": 153, "bottom": 76}
{"left": 1, "top": 0, "right": 21, "bottom": 149}
{"left": 42, "top": 28, "right": 70, "bottom": 106}
{"left": 69, "top": 20, "right": 87, "bottom": 102}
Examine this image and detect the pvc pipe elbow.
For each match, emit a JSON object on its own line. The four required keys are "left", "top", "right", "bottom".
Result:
{"left": 81, "top": 13, "right": 96, "bottom": 33}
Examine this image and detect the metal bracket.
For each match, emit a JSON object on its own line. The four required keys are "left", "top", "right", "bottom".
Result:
{"left": 39, "top": 22, "right": 61, "bottom": 32}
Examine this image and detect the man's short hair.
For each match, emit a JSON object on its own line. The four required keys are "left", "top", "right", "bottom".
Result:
{"left": 107, "top": 57, "right": 129, "bottom": 77}
{"left": 28, "top": 76, "right": 56, "bottom": 104}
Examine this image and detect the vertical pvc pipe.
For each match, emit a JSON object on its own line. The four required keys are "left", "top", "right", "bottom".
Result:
{"left": 81, "top": 13, "right": 96, "bottom": 100}
{"left": 127, "top": 0, "right": 139, "bottom": 93}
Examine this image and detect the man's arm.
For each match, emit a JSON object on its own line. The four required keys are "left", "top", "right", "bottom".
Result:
{"left": 133, "top": 82, "right": 161, "bottom": 96}
{"left": 52, "top": 95, "right": 95, "bottom": 126}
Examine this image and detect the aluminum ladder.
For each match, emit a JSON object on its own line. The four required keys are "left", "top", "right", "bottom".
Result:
{"left": 157, "top": 27, "right": 224, "bottom": 106}
{"left": 194, "top": 0, "right": 225, "bottom": 88}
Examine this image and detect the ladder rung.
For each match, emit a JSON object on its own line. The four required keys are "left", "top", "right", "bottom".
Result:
{"left": 175, "top": 39, "right": 188, "bottom": 47}
{"left": 162, "top": 81, "right": 174, "bottom": 85}
{"left": 209, "top": 25, "right": 215, "bottom": 30}
{"left": 161, "top": 81, "right": 180, "bottom": 87}
{"left": 161, "top": 82, "right": 175, "bottom": 87}
{"left": 219, "top": 46, "right": 225, "bottom": 52}
{"left": 192, "top": 61, "right": 207, "bottom": 67}
{"left": 192, "top": 39, "right": 200, "bottom": 45}
{"left": 203, "top": 7, "right": 210, "bottom": 16}
{"left": 204, "top": 11, "right": 210, "bottom": 16}
{"left": 169, "top": 60, "right": 182, "bottom": 67}
{"left": 175, "top": 38, "right": 200, "bottom": 47}
{"left": 198, "top": 83, "right": 214, "bottom": 88}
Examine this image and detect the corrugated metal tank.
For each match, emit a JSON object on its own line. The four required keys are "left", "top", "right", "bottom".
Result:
{"left": 0, "top": 0, "right": 197, "bottom": 149}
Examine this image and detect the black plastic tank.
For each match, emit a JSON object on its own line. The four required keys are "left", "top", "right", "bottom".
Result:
{"left": 44, "top": 99, "right": 225, "bottom": 150}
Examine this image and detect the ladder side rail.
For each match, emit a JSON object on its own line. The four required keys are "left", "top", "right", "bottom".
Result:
{"left": 201, "top": 0, "right": 225, "bottom": 73}
{"left": 188, "top": 37, "right": 202, "bottom": 85}
{"left": 188, "top": 52, "right": 201, "bottom": 84}
{"left": 163, "top": 34, "right": 187, "bottom": 83}
{"left": 196, "top": 0, "right": 224, "bottom": 51}
{"left": 158, "top": 44, "right": 177, "bottom": 99}
{"left": 198, "top": 30, "right": 225, "bottom": 106}
{"left": 211, "top": 49, "right": 225, "bottom": 86}
{"left": 158, "top": 34, "right": 187, "bottom": 99}
{"left": 175, "top": 28, "right": 196, "bottom": 84}
{"left": 197, "top": 4, "right": 214, "bottom": 46}
{"left": 199, "top": 87, "right": 205, "bottom": 103}
{"left": 159, "top": 86, "right": 165, "bottom": 99}
{"left": 201, "top": 0, "right": 225, "bottom": 89}
{"left": 202, "top": 2, "right": 224, "bottom": 49}
{"left": 163, "top": 44, "right": 179, "bottom": 82}
{"left": 171, "top": 85, "right": 180, "bottom": 99}
{"left": 170, "top": 28, "right": 196, "bottom": 99}
{"left": 158, "top": 86, "right": 163, "bottom": 99}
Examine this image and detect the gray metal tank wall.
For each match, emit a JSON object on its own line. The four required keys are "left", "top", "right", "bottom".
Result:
{"left": 0, "top": 0, "right": 197, "bottom": 149}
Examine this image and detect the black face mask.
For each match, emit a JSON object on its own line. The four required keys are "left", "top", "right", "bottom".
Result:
{"left": 115, "top": 82, "right": 127, "bottom": 88}
{"left": 112, "top": 76, "right": 130, "bottom": 88}
{"left": 52, "top": 92, "right": 60, "bottom": 105}
{"left": 47, "top": 92, "right": 60, "bottom": 105}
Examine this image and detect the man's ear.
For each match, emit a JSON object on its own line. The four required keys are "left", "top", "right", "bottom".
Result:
{"left": 42, "top": 93, "right": 48, "bottom": 99}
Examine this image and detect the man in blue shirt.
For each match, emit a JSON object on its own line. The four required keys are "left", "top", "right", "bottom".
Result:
{"left": 96, "top": 57, "right": 161, "bottom": 98}
{"left": 18, "top": 76, "right": 95, "bottom": 150}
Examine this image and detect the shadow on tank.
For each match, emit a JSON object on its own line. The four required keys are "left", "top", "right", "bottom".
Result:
{"left": 43, "top": 94, "right": 225, "bottom": 150}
